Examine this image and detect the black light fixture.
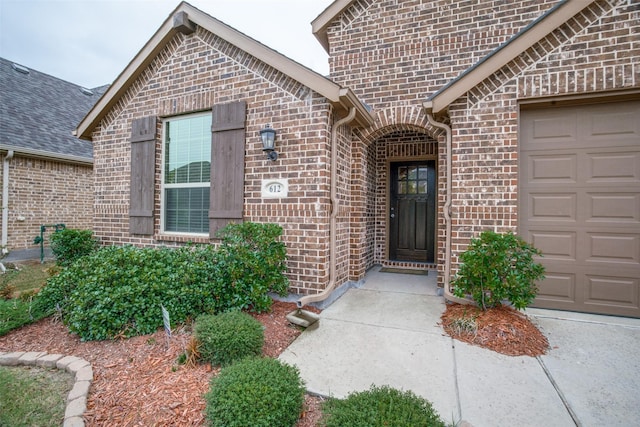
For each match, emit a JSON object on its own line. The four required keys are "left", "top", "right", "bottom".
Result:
{"left": 260, "top": 124, "right": 277, "bottom": 161}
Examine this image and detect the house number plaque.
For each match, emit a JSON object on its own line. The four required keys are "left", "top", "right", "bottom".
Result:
{"left": 261, "top": 179, "right": 288, "bottom": 198}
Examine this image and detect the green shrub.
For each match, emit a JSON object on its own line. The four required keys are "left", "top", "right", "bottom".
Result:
{"left": 452, "top": 230, "right": 545, "bottom": 310}
{"left": 195, "top": 311, "right": 264, "bottom": 366}
{"left": 33, "top": 222, "right": 289, "bottom": 341}
{"left": 34, "top": 245, "right": 221, "bottom": 340}
{"left": 321, "top": 385, "right": 447, "bottom": 427}
{"left": 49, "top": 229, "right": 98, "bottom": 267}
{"left": 214, "top": 222, "right": 289, "bottom": 312}
{"left": 205, "top": 357, "right": 305, "bottom": 427}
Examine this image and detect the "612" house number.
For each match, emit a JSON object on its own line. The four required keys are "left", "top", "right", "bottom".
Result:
{"left": 261, "top": 179, "right": 288, "bottom": 198}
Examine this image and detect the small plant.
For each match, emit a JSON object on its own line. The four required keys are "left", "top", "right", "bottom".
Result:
{"left": 321, "top": 385, "right": 448, "bottom": 427}
{"left": 449, "top": 309, "right": 478, "bottom": 337}
{"left": 0, "top": 283, "right": 16, "bottom": 300}
{"left": 205, "top": 357, "right": 305, "bottom": 427}
{"left": 195, "top": 311, "right": 264, "bottom": 367}
{"left": 184, "top": 336, "right": 201, "bottom": 367}
{"left": 49, "top": 228, "right": 98, "bottom": 267}
{"left": 452, "top": 230, "right": 545, "bottom": 310}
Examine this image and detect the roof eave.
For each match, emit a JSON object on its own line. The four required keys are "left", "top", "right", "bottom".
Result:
{"left": 0, "top": 145, "right": 93, "bottom": 165}
{"left": 427, "top": 0, "right": 595, "bottom": 114}
{"left": 335, "top": 88, "right": 374, "bottom": 128}
{"left": 76, "top": 3, "right": 183, "bottom": 140}
{"left": 312, "top": 0, "right": 355, "bottom": 54}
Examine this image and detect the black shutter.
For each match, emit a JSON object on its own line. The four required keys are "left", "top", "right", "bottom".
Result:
{"left": 129, "top": 116, "right": 156, "bottom": 235}
{"left": 209, "top": 101, "right": 246, "bottom": 237}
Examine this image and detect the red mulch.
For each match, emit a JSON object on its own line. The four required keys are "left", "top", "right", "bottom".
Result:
{"left": 0, "top": 301, "right": 323, "bottom": 427}
{"left": 440, "top": 303, "right": 549, "bottom": 357}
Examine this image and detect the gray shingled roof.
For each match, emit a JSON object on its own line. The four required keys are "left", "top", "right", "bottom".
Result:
{"left": 0, "top": 57, "right": 107, "bottom": 162}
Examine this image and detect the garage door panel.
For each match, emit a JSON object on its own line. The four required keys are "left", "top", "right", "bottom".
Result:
{"left": 529, "top": 193, "right": 576, "bottom": 220}
{"left": 585, "top": 274, "right": 639, "bottom": 309}
{"left": 527, "top": 155, "right": 577, "bottom": 183}
{"left": 520, "top": 99, "right": 640, "bottom": 318}
{"left": 586, "top": 151, "right": 640, "bottom": 183}
{"left": 586, "top": 108, "right": 640, "bottom": 142}
{"left": 535, "top": 271, "right": 576, "bottom": 302}
{"left": 527, "top": 114, "right": 578, "bottom": 149}
{"left": 529, "top": 231, "right": 576, "bottom": 260}
{"left": 586, "top": 232, "right": 640, "bottom": 264}
{"left": 587, "top": 193, "right": 640, "bottom": 222}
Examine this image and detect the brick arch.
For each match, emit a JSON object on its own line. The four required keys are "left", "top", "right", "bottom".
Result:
{"left": 357, "top": 105, "right": 443, "bottom": 145}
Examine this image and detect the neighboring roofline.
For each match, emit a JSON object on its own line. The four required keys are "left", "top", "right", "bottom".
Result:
{"left": 0, "top": 145, "right": 93, "bottom": 165}
{"left": 427, "top": 0, "right": 595, "bottom": 114}
{"left": 312, "top": 0, "right": 355, "bottom": 53}
{"left": 76, "top": 1, "right": 373, "bottom": 140}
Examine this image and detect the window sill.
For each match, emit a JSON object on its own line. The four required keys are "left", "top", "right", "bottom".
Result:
{"left": 155, "top": 233, "right": 212, "bottom": 244}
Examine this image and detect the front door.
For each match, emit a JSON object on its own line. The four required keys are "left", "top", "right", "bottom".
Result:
{"left": 389, "top": 161, "right": 436, "bottom": 262}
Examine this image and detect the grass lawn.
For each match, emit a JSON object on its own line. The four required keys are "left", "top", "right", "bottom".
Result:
{"left": 1, "top": 260, "right": 56, "bottom": 297}
{"left": 0, "top": 365, "right": 74, "bottom": 427}
{"left": 0, "top": 260, "right": 54, "bottom": 336}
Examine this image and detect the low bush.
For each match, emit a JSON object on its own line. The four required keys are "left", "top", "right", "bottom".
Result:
{"left": 33, "top": 222, "right": 289, "bottom": 341}
{"left": 195, "top": 311, "right": 264, "bottom": 366}
{"left": 49, "top": 229, "right": 98, "bottom": 267}
{"left": 34, "top": 245, "right": 221, "bottom": 340}
{"left": 321, "top": 385, "right": 448, "bottom": 427}
{"left": 205, "top": 357, "right": 305, "bottom": 427}
{"left": 452, "top": 230, "right": 545, "bottom": 310}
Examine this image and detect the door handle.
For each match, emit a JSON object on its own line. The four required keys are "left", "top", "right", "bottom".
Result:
{"left": 390, "top": 214, "right": 395, "bottom": 218}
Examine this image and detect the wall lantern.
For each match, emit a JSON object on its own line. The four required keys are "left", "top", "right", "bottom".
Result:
{"left": 260, "top": 124, "right": 278, "bottom": 161}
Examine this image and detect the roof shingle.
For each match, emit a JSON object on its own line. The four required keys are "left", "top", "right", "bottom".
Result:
{"left": 0, "top": 57, "right": 107, "bottom": 161}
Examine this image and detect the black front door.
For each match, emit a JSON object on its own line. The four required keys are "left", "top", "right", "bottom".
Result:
{"left": 389, "top": 161, "right": 436, "bottom": 262}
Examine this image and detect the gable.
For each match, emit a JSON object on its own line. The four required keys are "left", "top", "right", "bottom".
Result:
{"left": 77, "top": 1, "right": 372, "bottom": 141}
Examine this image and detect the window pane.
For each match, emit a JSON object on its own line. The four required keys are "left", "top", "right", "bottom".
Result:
{"left": 165, "top": 115, "right": 211, "bottom": 184}
{"left": 418, "top": 181, "right": 428, "bottom": 194}
{"left": 398, "top": 182, "right": 407, "bottom": 194}
{"left": 164, "top": 187, "right": 210, "bottom": 234}
{"left": 407, "top": 167, "right": 417, "bottom": 180}
{"left": 418, "top": 167, "right": 428, "bottom": 180}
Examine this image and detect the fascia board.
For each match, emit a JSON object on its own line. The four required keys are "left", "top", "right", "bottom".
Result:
{"left": 0, "top": 144, "right": 93, "bottom": 165}
{"left": 312, "top": 0, "right": 355, "bottom": 53}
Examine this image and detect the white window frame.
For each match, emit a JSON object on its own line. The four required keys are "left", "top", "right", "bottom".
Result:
{"left": 160, "top": 112, "right": 211, "bottom": 236}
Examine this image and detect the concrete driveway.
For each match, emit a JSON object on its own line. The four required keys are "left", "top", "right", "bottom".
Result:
{"left": 279, "top": 266, "right": 640, "bottom": 427}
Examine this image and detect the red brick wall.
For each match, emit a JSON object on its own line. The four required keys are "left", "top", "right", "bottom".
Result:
{"left": 90, "top": 27, "right": 343, "bottom": 295}
{"left": 1, "top": 156, "right": 93, "bottom": 251}
{"left": 323, "top": 0, "right": 639, "bottom": 284}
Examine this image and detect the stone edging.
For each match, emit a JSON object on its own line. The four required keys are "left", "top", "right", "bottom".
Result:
{"left": 0, "top": 351, "right": 92, "bottom": 427}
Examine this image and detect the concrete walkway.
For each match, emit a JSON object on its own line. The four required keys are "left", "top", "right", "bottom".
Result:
{"left": 279, "top": 266, "right": 640, "bottom": 427}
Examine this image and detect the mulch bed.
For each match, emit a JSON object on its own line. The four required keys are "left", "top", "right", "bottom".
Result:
{"left": 440, "top": 303, "right": 549, "bottom": 357}
{"left": 0, "top": 301, "right": 323, "bottom": 427}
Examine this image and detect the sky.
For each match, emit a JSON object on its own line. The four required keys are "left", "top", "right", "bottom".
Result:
{"left": 0, "top": 0, "right": 333, "bottom": 89}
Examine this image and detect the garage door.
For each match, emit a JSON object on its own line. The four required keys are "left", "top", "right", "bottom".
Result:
{"left": 520, "top": 99, "right": 640, "bottom": 318}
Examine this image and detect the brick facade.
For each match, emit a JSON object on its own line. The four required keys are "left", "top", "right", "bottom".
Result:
{"left": 0, "top": 156, "right": 93, "bottom": 251}
{"left": 323, "top": 0, "right": 639, "bottom": 285}
{"left": 90, "top": 27, "right": 344, "bottom": 295}
{"left": 88, "top": 0, "right": 639, "bottom": 297}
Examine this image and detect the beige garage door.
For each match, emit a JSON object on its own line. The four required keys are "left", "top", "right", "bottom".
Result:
{"left": 520, "top": 99, "right": 640, "bottom": 318}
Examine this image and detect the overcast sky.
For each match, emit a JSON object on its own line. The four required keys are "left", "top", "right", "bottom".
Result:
{"left": 0, "top": 0, "right": 333, "bottom": 88}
